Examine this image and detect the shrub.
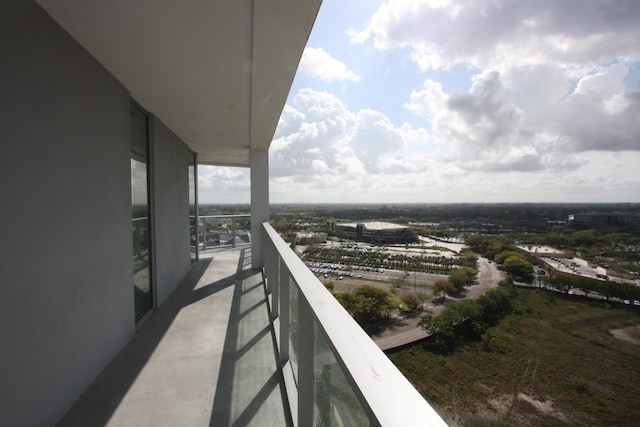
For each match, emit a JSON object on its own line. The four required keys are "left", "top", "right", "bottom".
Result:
{"left": 400, "top": 292, "right": 428, "bottom": 312}
{"left": 335, "top": 285, "right": 395, "bottom": 326}
{"left": 570, "top": 376, "right": 590, "bottom": 394}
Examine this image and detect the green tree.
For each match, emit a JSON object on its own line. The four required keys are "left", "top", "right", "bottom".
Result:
{"left": 433, "top": 279, "right": 455, "bottom": 301}
{"left": 502, "top": 256, "right": 533, "bottom": 281}
{"left": 449, "top": 267, "right": 475, "bottom": 291}
{"left": 400, "top": 292, "right": 428, "bottom": 312}
{"left": 459, "top": 249, "right": 479, "bottom": 268}
{"left": 478, "top": 287, "right": 512, "bottom": 325}
{"left": 494, "top": 250, "right": 523, "bottom": 265}
{"left": 545, "top": 233, "right": 571, "bottom": 248}
{"left": 573, "top": 229, "right": 599, "bottom": 247}
{"left": 481, "top": 240, "right": 506, "bottom": 260}
{"left": 335, "top": 285, "right": 395, "bottom": 326}
{"left": 443, "top": 300, "right": 484, "bottom": 341}
{"left": 418, "top": 314, "right": 456, "bottom": 354}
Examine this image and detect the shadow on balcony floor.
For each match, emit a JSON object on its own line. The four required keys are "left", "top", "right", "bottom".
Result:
{"left": 57, "top": 248, "right": 289, "bottom": 427}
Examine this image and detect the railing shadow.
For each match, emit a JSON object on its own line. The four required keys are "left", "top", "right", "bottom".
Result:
{"left": 209, "top": 250, "right": 290, "bottom": 426}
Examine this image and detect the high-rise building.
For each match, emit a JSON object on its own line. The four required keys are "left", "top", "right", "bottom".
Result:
{"left": 0, "top": 2, "right": 445, "bottom": 426}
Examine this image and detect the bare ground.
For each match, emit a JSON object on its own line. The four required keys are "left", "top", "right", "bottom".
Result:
{"left": 610, "top": 325, "right": 640, "bottom": 345}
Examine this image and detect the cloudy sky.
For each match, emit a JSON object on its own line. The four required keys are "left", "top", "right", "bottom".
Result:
{"left": 199, "top": 0, "right": 640, "bottom": 204}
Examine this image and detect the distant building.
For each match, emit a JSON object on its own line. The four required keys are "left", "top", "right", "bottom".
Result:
{"left": 516, "top": 245, "right": 638, "bottom": 283}
{"left": 295, "top": 232, "right": 327, "bottom": 245}
{"left": 569, "top": 212, "right": 640, "bottom": 228}
{"left": 515, "top": 245, "right": 574, "bottom": 259}
{"left": 336, "top": 222, "right": 417, "bottom": 245}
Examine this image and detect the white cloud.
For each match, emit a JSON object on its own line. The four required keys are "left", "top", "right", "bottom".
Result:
{"left": 405, "top": 63, "right": 640, "bottom": 174}
{"left": 203, "top": 1, "right": 640, "bottom": 203}
{"left": 574, "top": 63, "right": 627, "bottom": 99}
{"left": 298, "top": 47, "right": 360, "bottom": 82}
{"left": 350, "top": 0, "right": 640, "bottom": 71}
{"left": 272, "top": 88, "right": 428, "bottom": 176}
{"left": 269, "top": 88, "right": 434, "bottom": 200}
{"left": 198, "top": 166, "right": 250, "bottom": 203}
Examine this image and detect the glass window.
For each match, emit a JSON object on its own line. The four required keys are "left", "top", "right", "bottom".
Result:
{"left": 130, "top": 103, "right": 153, "bottom": 322}
{"left": 189, "top": 156, "right": 197, "bottom": 264}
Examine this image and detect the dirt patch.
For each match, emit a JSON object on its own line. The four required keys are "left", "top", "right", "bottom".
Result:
{"left": 475, "top": 393, "right": 571, "bottom": 426}
{"left": 517, "top": 393, "right": 566, "bottom": 420}
{"left": 610, "top": 325, "right": 640, "bottom": 345}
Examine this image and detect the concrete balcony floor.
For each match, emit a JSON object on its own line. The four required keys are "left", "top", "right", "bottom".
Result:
{"left": 58, "top": 248, "right": 289, "bottom": 427}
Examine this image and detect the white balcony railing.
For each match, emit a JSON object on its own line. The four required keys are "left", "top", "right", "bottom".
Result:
{"left": 262, "top": 222, "right": 447, "bottom": 427}
{"left": 195, "top": 214, "right": 252, "bottom": 252}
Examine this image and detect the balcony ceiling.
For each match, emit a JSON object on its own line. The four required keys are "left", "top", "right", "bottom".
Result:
{"left": 36, "top": 0, "right": 321, "bottom": 166}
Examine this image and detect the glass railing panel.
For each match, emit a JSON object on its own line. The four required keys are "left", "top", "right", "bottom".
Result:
{"left": 314, "top": 325, "right": 369, "bottom": 427}
{"left": 289, "top": 276, "right": 299, "bottom": 384}
{"left": 261, "top": 222, "right": 447, "bottom": 426}
{"left": 198, "top": 214, "right": 251, "bottom": 251}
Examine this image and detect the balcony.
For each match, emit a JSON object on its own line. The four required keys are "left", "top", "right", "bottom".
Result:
{"left": 58, "top": 221, "right": 446, "bottom": 426}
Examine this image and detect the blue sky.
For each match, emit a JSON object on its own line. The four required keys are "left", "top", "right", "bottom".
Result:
{"left": 199, "top": 0, "right": 640, "bottom": 204}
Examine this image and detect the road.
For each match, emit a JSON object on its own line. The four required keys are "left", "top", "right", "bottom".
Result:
{"left": 467, "top": 257, "right": 504, "bottom": 299}
{"left": 374, "top": 257, "right": 504, "bottom": 351}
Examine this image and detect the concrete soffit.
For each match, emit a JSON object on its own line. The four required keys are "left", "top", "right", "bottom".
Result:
{"left": 36, "top": 0, "right": 322, "bottom": 167}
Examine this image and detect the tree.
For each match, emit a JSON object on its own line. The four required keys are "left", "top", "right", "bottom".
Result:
{"left": 418, "top": 314, "right": 439, "bottom": 334}
{"left": 494, "top": 250, "right": 523, "bottom": 265}
{"left": 545, "top": 233, "right": 571, "bottom": 248}
{"left": 419, "top": 299, "right": 485, "bottom": 353}
{"left": 573, "top": 229, "right": 599, "bottom": 247}
{"left": 459, "top": 249, "right": 479, "bottom": 268}
{"left": 418, "top": 314, "right": 456, "bottom": 354}
{"left": 478, "top": 287, "right": 512, "bottom": 325}
{"left": 443, "top": 300, "right": 484, "bottom": 341}
{"left": 433, "top": 279, "right": 455, "bottom": 301}
{"left": 502, "top": 256, "right": 533, "bottom": 281}
{"left": 481, "top": 239, "right": 506, "bottom": 260}
{"left": 459, "top": 266, "right": 479, "bottom": 279}
{"left": 335, "top": 285, "right": 395, "bottom": 326}
{"left": 449, "top": 268, "right": 474, "bottom": 291}
{"left": 400, "top": 292, "right": 428, "bottom": 312}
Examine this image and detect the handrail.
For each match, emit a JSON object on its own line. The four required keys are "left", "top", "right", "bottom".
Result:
{"left": 262, "top": 222, "right": 447, "bottom": 427}
{"left": 198, "top": 214, "right": 251, "bottom": 251}
{"left": 198, "top": 214, "right": 250, "bottom": 219}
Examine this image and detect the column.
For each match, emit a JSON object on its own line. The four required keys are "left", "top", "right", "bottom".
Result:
{"left": 250, "top": 148, "right": 269, "bottom": 269}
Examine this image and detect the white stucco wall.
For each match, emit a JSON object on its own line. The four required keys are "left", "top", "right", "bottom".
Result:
{"left": 151, "top": 117, "right": 193, "bottom": 307}
{"left": 0, "top": 2, "right": 195, "bottom": 425}
{"left": 0, "top": 2, "right": 134, "bottom": 425}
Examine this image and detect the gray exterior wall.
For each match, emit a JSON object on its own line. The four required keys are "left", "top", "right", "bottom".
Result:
{"left": 0, "top": 2, "right": 194, "bottom": 425}
{"left": 151, "top": 117, "right": 193, "bottom": 306}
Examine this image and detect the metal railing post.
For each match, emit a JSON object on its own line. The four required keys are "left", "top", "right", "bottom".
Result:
{"left": 201, "top": 217, "right": 206, "bottom": 250}
{"left": 231, "top": 218, "right": 236, "bottom": 248}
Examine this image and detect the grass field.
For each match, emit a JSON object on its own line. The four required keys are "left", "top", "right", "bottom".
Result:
{"left": 389, "top": 288, "right": 640, "bottom": 426}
